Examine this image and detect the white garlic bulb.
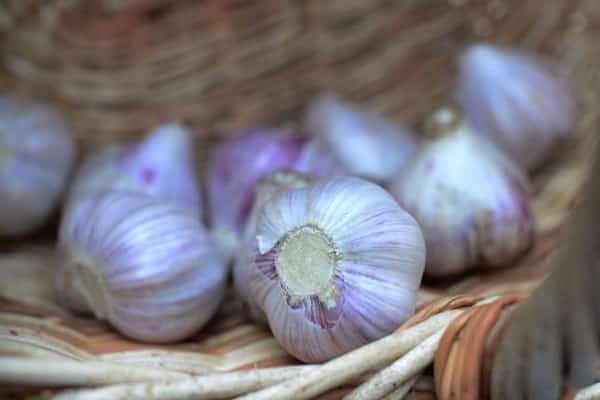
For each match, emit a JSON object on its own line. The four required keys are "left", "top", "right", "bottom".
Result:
{"left": 247, "top": 177, "right": 425, "bottom": 362}
{"left": 233, "top": 169, "right": 313, "bottom": 324}
{"left": 70, "top": 122, "right": 202, "bottom": 217}
{"left": 456, "top": 43, "right": 575, "bottom": 170}
{"left": 0, "top": 95, "right": 75, "bottom": 235}
{"left": 58, "top": 191, "right": 226, "bottom": 343}
{"left": 389, "top": 108, "right": 534, "bottom": 278}
{"left": 305, "top": 95, "right": 418, "bottom": 183}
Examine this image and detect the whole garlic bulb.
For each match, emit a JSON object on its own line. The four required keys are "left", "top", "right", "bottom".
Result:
{"left": 207, "top": 128, "right": 341, "bottom": 242}
{"left": 233, "top": 169, "right": 313, "bottom": 324}
{"left": 0, "top": 96, "right": 75, "bottom": 236}
{"left": 456, "top": 43, "right": 575, "bottom": 170}
{"left": 58, "top": 191, "right": 226, "bottom": 343}
{"left": 305, "top": 95, "right": 418, "bottom": 183}
{"left": 389, "top": 108, "right": 534, "bottom": 278}
{"left": 70, "top": 122, "right": 202, "bottom": 217}
{"left": 248, "top": 177, "right": 425, "bottom": 362}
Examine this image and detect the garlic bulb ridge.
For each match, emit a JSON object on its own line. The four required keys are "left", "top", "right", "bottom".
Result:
{"left": 70, "top": 122, "right": 202, "bottom": 217}
{"left": 248, "top": 177, "right": 425, "bottom": 362}
{"left": 390, "top": 107, "right": 534, "bottom": 278}
{"left": 457, "top": 43, "right": 575, "bottom": 170}
{"left": 59, "top": 191, "right": 225, "bottom": 343}
{"left": 0, "top": 95, "right": 75, "bottom": 235}
{"left": 233, "top": 169, "right": 313, "bottom": 323}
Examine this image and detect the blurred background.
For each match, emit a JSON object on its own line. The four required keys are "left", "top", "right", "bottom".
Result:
{"left": 0, "top": 0, "right": 594, "bottom": 152}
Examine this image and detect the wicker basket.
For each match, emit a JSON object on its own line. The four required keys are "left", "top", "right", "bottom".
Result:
{"left": 0, "top": 0, "right": 599, "bottom": 399}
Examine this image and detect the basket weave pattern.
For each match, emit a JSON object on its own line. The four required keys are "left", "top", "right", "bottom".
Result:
{"left": 0, "top": 0, "right": 585, "bottom": 147}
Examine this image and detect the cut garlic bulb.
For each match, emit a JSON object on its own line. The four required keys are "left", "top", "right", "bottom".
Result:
{"left": 0, "top": 95, "right": 75, "bottom": 235}
{"left": 457, "top": 43, "right": 575, "bottom": 170}
{"left": 58, "top": 191, "right": 225, "bottom": 343}
{"left": 389, "top": 107, "right": 534, "bottom": 278}
{"left": 247, "top": 177, "right": 425, "bottom": 362}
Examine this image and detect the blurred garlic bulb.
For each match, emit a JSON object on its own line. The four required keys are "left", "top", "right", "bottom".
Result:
{"left": 233, "top": 169, "right": 313, "bottom": 323}
{"left": 70, "top": 122, "right": 202, "bottom": 217}
{"left": 207, "top": 128, "right": 341, "bottom": 242}
{"left": 305, "top": 95, "right": 418, "bottom": 183}
{"left": 0, "top": 95, "right": 75, "bottom": 236}
{"left": 457, "top": 43, "right": 575, "bottom": 170}
{"left": 389, "top": 108, "right": 534, "bottom": 278}
{"left": 247, "top": 177, "right": 425, "bottom": 362}
{"left": 58, "top": 191, "right": 226, "bottom": 343}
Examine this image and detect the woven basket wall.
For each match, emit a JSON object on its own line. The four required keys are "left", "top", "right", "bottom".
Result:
{"left": 0, "top": 1, "right": 599, "bottom": 399}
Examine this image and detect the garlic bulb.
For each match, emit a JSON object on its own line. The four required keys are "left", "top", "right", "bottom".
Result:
{"left": 0, "top": 95, "right": 75, "bottom": 236}
{"left": 233, "top": 169, "right": 313, "bottom": 324}
{"left": 456, "top": 43, "right": 575, "bottom": 170}
{"left": 70, "top": 122, "right": 202, "bottom": 217}
{"left": 389, "top": 108, "right": 534, "bottom": 278}
{"left": 207, "top": 128, "right": 341, "bottom": 241}
{"left": 305, "top": 95, "right": 418, "bottom": 183}
{"left": 247, "top": 177, "right": 425, "bottom": 362}
{"left": 58, "top": 191, "right": 226, "bottom": 343}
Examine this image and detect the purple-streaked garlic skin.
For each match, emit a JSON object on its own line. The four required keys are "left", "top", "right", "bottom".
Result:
{"left": 0, "top": 96, "right": 75, "bottom": 236}
{"left": 248, "top": 177, "right": 425, "bottom": 362}
{"left": 389, "top": 109, "right": 534, "bottom": 278}
{"left": 456, "top": 43, "right": 575, "bottom": 170}
{"left": 233, "top": 169, "right": 313, "bottom": 324}
{"left": 207, "top": 128, "right": 342, "bottom": 242}
{"left": 69, "top": 122, "right": 202, "bottom": 217}
{"left": 305, "top": 95, "right": 418, "bottom": 183}
{"left": 58, "top": 191, "right": 226, "bottom": 343}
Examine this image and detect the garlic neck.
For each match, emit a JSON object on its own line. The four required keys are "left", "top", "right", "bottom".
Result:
{"left": 275, "top": 224, "right": 339, "bottom": 306}
{"left": 65, "top": 253, "right": 112, "bottom": 320}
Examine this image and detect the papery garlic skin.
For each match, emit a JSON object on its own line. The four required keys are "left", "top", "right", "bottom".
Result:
{"left": 457, "top": 43, "right": 575, "bottom": 170}
{"left": 0, "top": 96, "right": 75, "bottom": 235}
{"left": 248, "top": 177, "right": 425, "bottom": 362}
{"left": 58, "top": 191, "right": 225, "bottom": 343}
{"left": 70, "top": 122, "right": 202, "bottom": 217}
{"left": 389, "top": 109, "right": 534, "bottom": 278}
{"left": 233, "top": 169, "right": 313, "bottom": 324}
{"left": 305, "top": 95, "right": 418, "bottom": 182}
{"left": 207, "top": 129, "right": 341, "bottom": 241}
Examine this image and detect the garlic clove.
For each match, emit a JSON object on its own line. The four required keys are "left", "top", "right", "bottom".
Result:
{"left": 456, "top": 42, "right": 575, "bottom": 170}
{"left": 305, "top": 94, "right": 418, "bottom": 183}
{"left": 248, "top": 177, "right": 425, "bottom": 362}
{"left": 207, "top": 129, "right": 342, "bottom": 248}
{"left": 389, "top": 107, "right": 534, "bottom": 278}
{"left": 58, "top": 191, "right": 226, "bottom": 343}
{"left": 119, "top": 122, "right": 201, "bottom": 216}
{"left": 70, "top": 122, "right": 202, "bottom": 217}
{"left": 0, "top": 95, "right": 75, "bottom": 236}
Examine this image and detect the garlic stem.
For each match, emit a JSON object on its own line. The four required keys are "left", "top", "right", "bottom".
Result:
{"left": 275, "top": 224, "right": 338, "bottom": 302}
{"left": 48, "top": 366, "right": 316, "bottom": 400}
{"left": 65, "top": 254, "right": 112, "bottom": 320}
{"left": 0, "top": 357, "right": 189, "bottom": 386}
{"left": 344, "top": 330, "right": 443, "bottom": 400}
{"left": 237, "top": 309, "right": 464, "bottom": 400}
